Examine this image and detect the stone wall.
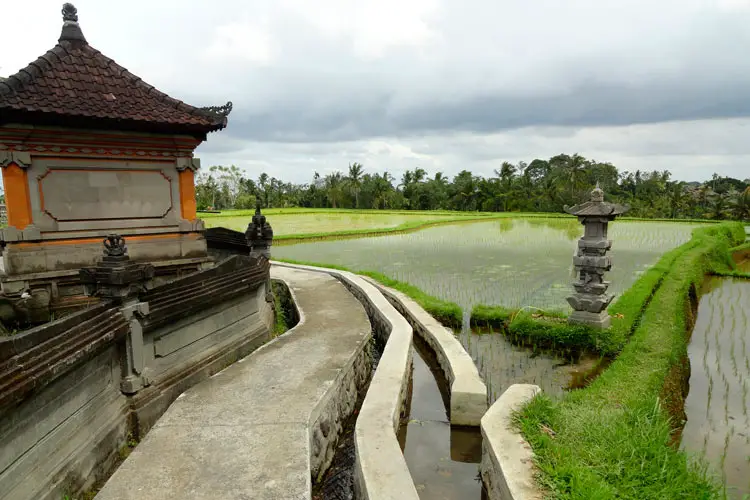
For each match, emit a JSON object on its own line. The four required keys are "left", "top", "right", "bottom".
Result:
{"left": 0, "top": 258, "right": 272, "bottom": 500}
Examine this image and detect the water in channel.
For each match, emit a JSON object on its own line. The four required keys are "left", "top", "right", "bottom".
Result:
{"left": 398, "top": 338, "right": 486, "bottom": 499}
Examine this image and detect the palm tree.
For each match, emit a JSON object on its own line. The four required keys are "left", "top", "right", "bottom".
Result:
{"left": 564, "top": 153, "right": 589, "bottom": 202}
{"left": 730, "top": 187, "right": 750, "bottom": 221}
{"left": 665, "top": 181, "right": 688, "bottom": 219}
{"left": 258, "top": 172, "right": 270, "bottom": 208}
{"left": 324, "top": 172, "right": 344, "bottom": 208}
{"left": 494, "top": 161, "right": 517, "bottom": 211}
{"left": 347, "top": 162, "right": 364, "bottom": 208}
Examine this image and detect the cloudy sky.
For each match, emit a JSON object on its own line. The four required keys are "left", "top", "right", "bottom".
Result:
{"left": 3, "top": 0, "right": 750, "bottom": 184}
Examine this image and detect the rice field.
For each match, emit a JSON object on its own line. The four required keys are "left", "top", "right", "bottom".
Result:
{"left": 272, "top": 218, "right": 702, "bottom": 311}
{"left": 456, "top": 320, "right": 601, "bottom": 404}
{"left": 682, "top": 277, "right": 750, "bottom": 499}
{"left": 203, "top": 210, "right": 492, "bottom": 236}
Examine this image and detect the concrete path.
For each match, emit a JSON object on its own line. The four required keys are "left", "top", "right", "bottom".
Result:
{"left": 95, "top": 267, "right": 371, "bottom": 500}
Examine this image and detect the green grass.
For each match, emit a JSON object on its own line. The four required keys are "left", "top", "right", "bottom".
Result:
{"left": 709, "top": 269, "right": 750, "bottom": 280}
{"left": 514, "top": 221, "right": 745, "bottom": 499}
{"left": 272, "top": 281, "right": 291, "bottom": 336}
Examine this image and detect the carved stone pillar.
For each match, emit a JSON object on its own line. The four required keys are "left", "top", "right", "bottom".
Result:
{"left": 245, "top": 203, "right": 274, "bottom": 302}
{"left": 564, "top": 184, "right": 629, "bottom": 329}
{"left": 80, "top": 234, "right": 155, "bottom": 393}
{"left": 245, "top": 203, "right": 274, "bottom": 260}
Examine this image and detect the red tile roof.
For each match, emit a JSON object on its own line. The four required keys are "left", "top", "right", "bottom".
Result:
{"left": 0, "top": 4, "right": 231, "bottom": 137}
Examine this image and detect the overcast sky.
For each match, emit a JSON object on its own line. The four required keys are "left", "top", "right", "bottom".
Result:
{"left": 3, "top": 0, "right": 750, "bottom": 184}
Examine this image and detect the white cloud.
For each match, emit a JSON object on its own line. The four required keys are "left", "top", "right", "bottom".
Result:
{"left": 278, "top": 0, "right": 441, "bottom": 58}
{"left": 3, "top": 0, "right": 750, "bottom": 186}
{"left": 202, "top": 19, "right": 276, "bottom": 65}
{"left": 196, "top": 118, "right": 750, "bottom": 185}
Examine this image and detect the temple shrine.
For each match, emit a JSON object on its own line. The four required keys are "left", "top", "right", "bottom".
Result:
{"left": 0, "top": 3, "right": 232, "bottom": 323}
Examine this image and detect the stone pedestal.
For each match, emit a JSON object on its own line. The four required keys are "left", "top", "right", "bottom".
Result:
{"left": 568, "top": 310, "right": 611, "bottom": 330}
{"left": 564, "top": 184, "right": 629, "bottom": 329}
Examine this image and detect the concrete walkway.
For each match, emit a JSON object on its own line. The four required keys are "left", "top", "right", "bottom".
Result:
{"left": 95, "top": 267, "right": 371, "bottom": 500}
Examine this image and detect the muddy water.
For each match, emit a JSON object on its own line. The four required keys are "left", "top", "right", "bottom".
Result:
{"left": 457, "top": 323, "right": 602, "bottom": 403}
{"left": 682, "top": 277, "right": 750, "bottom": 499}
{"left": 398, "top": 340, "right": 486, "bottom": 499}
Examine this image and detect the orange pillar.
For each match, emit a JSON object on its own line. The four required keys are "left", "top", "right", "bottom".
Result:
{"left": 2, "top": 162, "right": 33, "bottom": 230}
{"left": 178, "top": 168, "right": 197, "bottom": 222}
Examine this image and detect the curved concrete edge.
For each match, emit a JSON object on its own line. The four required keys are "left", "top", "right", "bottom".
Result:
{"left": 361, "top": 277, "right": 488, "bottom": 427}
{"left": 480, "top": 384, "right": 543, "bottom": 500}
{"left": 271, "top": 262, "right": 420, "bottom": 500}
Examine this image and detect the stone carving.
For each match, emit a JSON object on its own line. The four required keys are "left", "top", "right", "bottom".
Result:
{"left": 199, "top": 101, "right": 233, "bottom": 118}
{"left": 62, "top": 3, "right": 78, "bottom": 22}
{"left": 564, "top": 184, "right": 629, "bottom": 329}
{"left": 245, "top": 203, "right": 274, "bottom": 259}
{"left": 79, "top": 234, "right": 155, "bottom": 302}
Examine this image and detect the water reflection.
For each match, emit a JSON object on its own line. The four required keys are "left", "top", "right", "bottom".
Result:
{"left": 457, "top": 323, "right": 602, "bottom": 404}
{"left": 398, "top": 339, "right": 486, "bottom": 499}
{"left": 682, "top": 277, "right": 750, "bottom": 499}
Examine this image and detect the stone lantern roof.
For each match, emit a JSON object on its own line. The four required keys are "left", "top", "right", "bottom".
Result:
{"left": 564, "top": 183, "right": 629, "bottom": 218}
{"left": 0, "top": 3, "right": 232, "bottom": 139}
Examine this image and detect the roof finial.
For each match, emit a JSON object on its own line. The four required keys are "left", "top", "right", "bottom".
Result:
{"left": 591, "top": 182, "right": 604, "bottom": 202}
{"left": 62, "top": 3, "right": 78, "bottom": 22}
{"left": 59, "top": 3, "right": 87, "bottom": 45}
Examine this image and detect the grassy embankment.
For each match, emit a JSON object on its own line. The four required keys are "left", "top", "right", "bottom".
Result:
{"left": 272, "top": 215, "right": 745, "bottom": 498}
{"left": 512, "top": 222, "right": 745, "bottom": 499}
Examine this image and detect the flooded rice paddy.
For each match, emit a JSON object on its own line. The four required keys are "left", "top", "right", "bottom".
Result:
{"left": 398, "top": 340, "right": 485, "bottom": 499}
{"left": 273, "top": 218, "right": 701, "bottom": 311}
{"left": 682, "top": 277, "right": 750, "bottom": 499}
{"left": 205, "top": 211, "right": 476, "bottom": 236}
{"left": 456, "top": 316, "right": 601, "bottom": 404}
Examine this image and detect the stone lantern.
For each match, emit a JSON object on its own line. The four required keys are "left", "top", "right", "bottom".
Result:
{"left": 245, "top": 203, "right": 274, "bottom": 260}
{"left": 564, "top": 184, "right": 629, "bottom": 329}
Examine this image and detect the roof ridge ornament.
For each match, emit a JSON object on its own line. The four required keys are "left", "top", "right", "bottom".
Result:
{"left": 199, "top": 101, "right": 233, "bottom": 118}
{"left": 62, "top": 3, "right": 78, "bottom": 22}
{"left": 59, "top": 3, "right": 87, "bottom": 45}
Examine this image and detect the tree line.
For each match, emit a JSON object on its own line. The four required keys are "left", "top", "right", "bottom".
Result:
{"left": 194, "top": 154, "right": 750, "bottom": 220}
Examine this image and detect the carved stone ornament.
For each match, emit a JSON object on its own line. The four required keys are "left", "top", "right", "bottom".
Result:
{"left": 79, "top": 234, "right": 155, "bottom": 301}
{"left": 245, "top": 203, "right": 273, "bottom": 258}
{"left": 199, "top": 101, "right": 233, "bottom": 118}
{"left": 0, "top": 151, "right": 32, "bottom": 169}
{"left": 62, "top": 3, "right": 78, "bottom": 22}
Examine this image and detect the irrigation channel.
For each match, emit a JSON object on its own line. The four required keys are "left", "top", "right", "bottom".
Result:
{"left": 398, "top": 337, "right": 486, "bottom": 499}
{"left": 682, "top": 271, "right": 750, "bottom": 498}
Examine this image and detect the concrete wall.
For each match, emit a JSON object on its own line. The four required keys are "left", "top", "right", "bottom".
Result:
{"left": 480, "top": 384, "right": 543, "bottom": 500}
{"left": 361, "top": 278, "right": 488, "bottom": 427}
{"left": 0, "top": 283, "right": 272, "bottom": 500}
{"left": 271, "top": 262, "right": 420, "bottom": 500}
